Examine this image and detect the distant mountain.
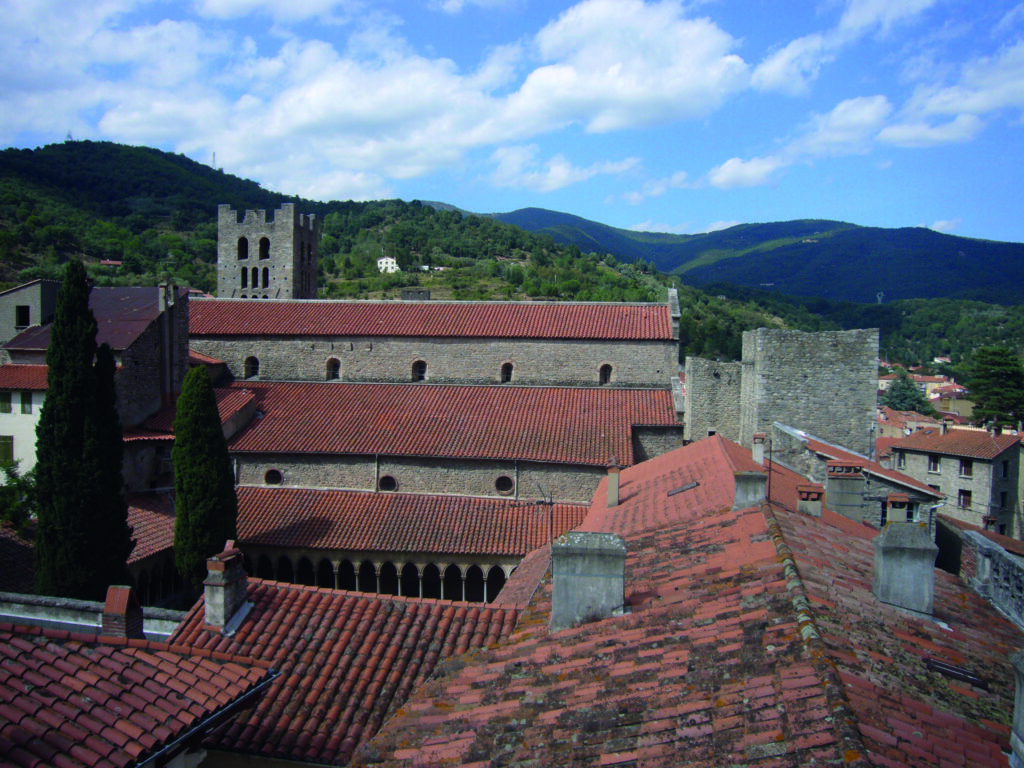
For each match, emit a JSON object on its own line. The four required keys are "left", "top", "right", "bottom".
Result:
{"left": 491, "top": 208, "right": 1024, "bottom": 305}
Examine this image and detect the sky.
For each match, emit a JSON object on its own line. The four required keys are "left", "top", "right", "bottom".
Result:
{"left": 2, "top": 0, "right": 1023, "bottom": 242}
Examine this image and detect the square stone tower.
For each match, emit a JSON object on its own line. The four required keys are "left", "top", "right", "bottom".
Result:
{"left": 217, "top": 203, "right": 320, "bottom": 300}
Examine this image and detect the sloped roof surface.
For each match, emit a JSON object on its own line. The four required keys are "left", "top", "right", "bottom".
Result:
{"left": 126, "top": 492, "right": 176, "bottom": 565}
{"left": 4, "top": 286, "right": 185, "bottom": 353}
{"left": 0, "top": 624, "right": 270, "bottom": 768}
{"left": 800, "top": 433, "right": 944, "bottom": 496}
{"left": 170, "top": 581, "right": 518, "bottom": 766}
{"left": 238, "top": 486, "right": 587, "bottom": 557}
{"left": 890, "top": 427, "right": 1019, "bottom": 460}
{"left": 139, "top": 388, "right": 255, "bottom": 434}
{"left": 359, "top": 437, "right": 849, "bottom": 766}
{"left": 189, "top": 298, "right": 674, "bottom": 340}
{"left": 226, "top": 381, "right": 678, "bottom": 466}
{"left": 0, "top": 365, "right": 48, "bottom": 391}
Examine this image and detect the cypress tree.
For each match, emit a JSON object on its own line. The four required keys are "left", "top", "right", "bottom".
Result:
{"left": 969, "top": 347, "right": 1024, "bottom": 428}
{"left": 34, "top": 260, "right": 133, "bottom": 599}
{"left": 173, "top": 366, "right": 238, "bottom": 589}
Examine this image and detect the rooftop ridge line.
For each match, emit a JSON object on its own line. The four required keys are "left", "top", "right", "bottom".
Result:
{"left": 761, "top": 501, "right": 871, "bottom": 767}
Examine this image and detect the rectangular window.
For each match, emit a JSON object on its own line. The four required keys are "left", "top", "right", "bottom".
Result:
{"left": 20, "top": 392, "right": 31, "bottom": 414}
{"left": 896, "top": 452, "right": 906, "bottom": 469}
{"left": 0, "top": 436, "right": 12, "bottom": 464}
{"left": 15, "top": 305, "right": 29, "bottom": 329}
{"left": 1003, "top": 460, "right": 1010, "bottom": 479}
{"left": 928, "top": 483, "right": 941, "bottom": 494}
{"left": 959, "top": 458, "right": 973, "bottom": 478}
{"left": 0, "top": 393, "right": 9, "bottom": 414}
{"left": 928, "top": 454, "right": 941, "bottom": 473}
{"left": 957, "top": 489, "right": 972, "bottom": 509}
{"left": 1001, "top": 491, "right": 1008, "bottom": 510}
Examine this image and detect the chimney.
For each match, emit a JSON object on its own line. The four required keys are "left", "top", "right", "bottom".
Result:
{"left": 872, "top": 522, "right": 938, "bottom": 615}
{"left": 826, "top": 461, "right": 867, "bottom": 522}
{"left": 752, "top": 433, "right": 767, "bottom": 465}
{"left": 886, "top": 492, "right": 910, "bottom": 522}
{"left": 796, "top": 483, "right": 824, "bottom": 517}
{"left": 607, "top": 462, "right": 621, "bottom": 507}
{"left": 1011, "top": 651, "right": 1024, "bottom": 767}
{"left": 550, "top": 532, "right": 626, "bottom": 632}
{"left": 204, "top": 541, "right": 251, "bottom": 633}
{"left": 732, "top": 470, "right": 767, "bottom": 511}
{"left": 101, "top": 586, "right": 144, "bottom": 639}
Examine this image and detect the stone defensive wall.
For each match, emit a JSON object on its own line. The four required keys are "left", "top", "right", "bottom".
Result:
{"left": 683, "top": 357, "right": 742, "bottom": 442}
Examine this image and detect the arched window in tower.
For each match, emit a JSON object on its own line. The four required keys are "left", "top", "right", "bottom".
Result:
{"left": 411, "top": 360, "right": 427, "bottom": 381}
{"left": 500, "top": 362, "right": 514, "bottom": 383}
{"left": 599, "top": 363, "right": 613, "bottom": 386}
{"left": 240, "top": 269, "right": 247, "bottom": 289}
{"left": 251, "top": 267, "right": 258, "bottom": 289}
{"left": 237, "top": 237, "right": 248, "bottom": 260}
{"left": 244, "top": 356, "right": 260, "bottom": 379}
{"left": 262, "top": 267, "right": 269, "bottom": 288}
{"left": 326, "top": 358, "right": 340, "bottom": 380}
{"left": 258, "top": 237, "right": 270, "bottom": 260}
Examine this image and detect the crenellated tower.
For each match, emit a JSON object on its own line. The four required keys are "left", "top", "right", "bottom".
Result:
{"left": 216, "top": 203, "right": 320, "bottom": 300}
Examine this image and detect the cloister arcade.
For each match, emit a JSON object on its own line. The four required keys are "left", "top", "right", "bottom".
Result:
{"left": 244, "top": 551, "right": 512, "bottom": 604}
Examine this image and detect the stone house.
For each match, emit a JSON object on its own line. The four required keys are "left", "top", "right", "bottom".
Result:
{"left": 889, "top": 426, "right": 1022, "bottom": 537}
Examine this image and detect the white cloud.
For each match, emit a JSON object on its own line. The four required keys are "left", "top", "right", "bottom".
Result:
{"left": 837, "top": 0, "right": 938, "bottom": 38}
{"left": 489, "top": 144, "right": 638, "bottom": 192}
{"left": 707, "top": 156, "right": 785, "bottom": 189}
{"left": 877, "top": 114, "right": 982, "bottom": 146}
{"left": 911, "top": 41, "right": 1024, "bottom": 116}
{"left": 431, "top": 0, "right": 516, "bottom": 13}
{"left": 622, "top": 171, "right": 689, "bottom": 204}
{"left": 930, "top": 218, "right": 961, "bottom": 233}
{"left": 751, "top": 34, "right": 830, "bottom": 95}
{"left": 195, "top": 0, "right": 350, "bottom": 22}
{"left": 500, "top": 0, "right": 748, "bottom": 134}
{"left": 795, "top": 95, "right": 892, "bottom": 156}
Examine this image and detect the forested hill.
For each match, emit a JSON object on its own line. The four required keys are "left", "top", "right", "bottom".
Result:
{"left": 491, "top": 208, "right": 1024, "bottom": 305}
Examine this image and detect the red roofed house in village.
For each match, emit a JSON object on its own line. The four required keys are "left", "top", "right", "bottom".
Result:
{"left": 890, "top": 427, "right": 1022, "bottom": 538}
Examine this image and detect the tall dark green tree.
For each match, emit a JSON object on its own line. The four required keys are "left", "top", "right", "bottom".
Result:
{"left": 34, "top": 259, "right": 133, "bottom": 599}
{"left": 173, "top": 366, "right": 238, "bottom": 589}
{"left": 880, "top": 369, "right": 936, "bottom": 416}
{"left": 968, "top": 347, "right": 1024, "bottom": 428}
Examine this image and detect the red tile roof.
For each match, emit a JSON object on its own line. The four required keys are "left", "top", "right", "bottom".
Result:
{"left": 139, "top": 388, "right": 255, "bottom": 434}
{"left": 188, "top": 349, "right": 225, "bottom": 366}
{"left": 799, "top": 432, "right": 944, "bottom": 497}
{"left": 0, "top": 364, "right": 48, "bottom": 391}
{"left": 169, "top": 580, "right": 519, "bottom": 765}
{"left": 189, "top": 298, "right": 675, "bottom": 340}
{"left": 126, "top": 492, "right": 176, "bottom": 565}
{"left": 362, "top": 437, "right": 851, "bottom": 766}
{"left": 891, "top": 427, "right": 1020, "bottom": 460}
{"left": 0, "top": 623, "right": 271, "bottom": 768}
{"left": 227, "top": 381, "right": 678, "bottom": 466}
{"left": 238, "top": 486, "right": 586, "bottom": 557}
{"left": 4, "top": 286, "right": 186, "bottom": 353}
{"left": 362, "top": 435, "right": 1021, "bottom": 766}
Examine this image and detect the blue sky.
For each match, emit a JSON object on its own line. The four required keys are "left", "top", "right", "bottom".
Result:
{"left": 2, "top": 0, "right": 1023, "bottom": 242}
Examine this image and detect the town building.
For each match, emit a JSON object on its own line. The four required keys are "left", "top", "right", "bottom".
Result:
{"left": 889, "top": 427, "right": 1022, "bottom": 537}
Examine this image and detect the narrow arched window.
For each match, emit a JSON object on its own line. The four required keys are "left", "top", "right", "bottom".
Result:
{"left": 262, "top": 266, "right": 269, "bottom": 288}
{"left": 240, "top": 269, "right": 247, "bottom": 289}
{"left": 237, "top": 237, "right": 248, "bottom": 260}
{"left": 259, "top": 237, "right": 270, "bottom": 260}
{"left": 326, "top": 358, "right": 340, "bottom": 380}
{"left": 412, "top": 360, "right": 427, "bottom": 381}
{"left": 251, "top": 267, "right": 258, "bottom": 288}
{"left": 244, "top": 356, "right": 259, "bottom": 379}
{"left": 599, "top": 363, "right": 613, "bottom": 385}
{"left": 500, "top": 362, "right": 513, "bottom": 383}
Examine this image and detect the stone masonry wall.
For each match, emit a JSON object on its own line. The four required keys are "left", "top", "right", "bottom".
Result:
{"left": 683, "top": 357, "right": 742, "bottom": 442}
{"left": 236, "top": 453, "right": 606, "bottom": 503}
{"left": 217, "top": 204, "right": 319, "bottom": 300}
{"left": 191, "top": 336, "right": 676, "bottom": 388}
{"left": 739, "top": 328, "right": 878, "bottom": 456}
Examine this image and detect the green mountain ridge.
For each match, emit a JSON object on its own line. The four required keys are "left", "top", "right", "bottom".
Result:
{"left": 491, "top": 208, "right": 1024, "bottom": 305}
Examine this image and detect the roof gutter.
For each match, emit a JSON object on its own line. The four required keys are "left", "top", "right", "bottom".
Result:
{"left": 137, "top": 667, "right": 279, "bottom": 767}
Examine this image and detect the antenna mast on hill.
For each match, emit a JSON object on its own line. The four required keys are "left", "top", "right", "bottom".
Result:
{"left": 877, "top": 291, "right": 884, "bottom": 304}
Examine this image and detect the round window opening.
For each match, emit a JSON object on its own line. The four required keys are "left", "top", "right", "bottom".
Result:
{"left": 378, "top": 475, "right": 398, "bottom": 492}
{"left": 265, "top": 469, "right": 283, "bottom": 485}
{"left": 495, "top": 475, "right": 514, "bottom": 495}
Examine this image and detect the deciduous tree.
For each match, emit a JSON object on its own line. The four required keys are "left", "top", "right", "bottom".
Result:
{"left": 880, "top": 369, "right": 936, "bottom": 416}
{"left": 172, "top": 366, "right": 237, "bottom": 589}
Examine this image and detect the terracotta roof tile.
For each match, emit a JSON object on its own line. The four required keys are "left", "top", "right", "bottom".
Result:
{"left": 238, "top": 487, "right": 586, "bottom": 557}
{"left": 0, "top": 365, "right": 48, "bottom": 391}
{"left": 138, "top": 388, "right": 256, "bottom": 434}
{"left": 0, "top": 624, "right": 270, "bottom": 768}
{"left": 169, "top": 580, "right": 518, "bottom": 765}
{"left": 890, "top": 427, "right": 1020, "bottom": 460}
{"left": 226, "top": 381, "right": 678, "bottom": 466}
{"left": 126, "top": 492, "right": 176, "bottom": 565}
{"left": 799, "top": 432, "right": 943, "bottom": 497}
{"left": 190, "top": 299, "right": 674, "bottom": 340}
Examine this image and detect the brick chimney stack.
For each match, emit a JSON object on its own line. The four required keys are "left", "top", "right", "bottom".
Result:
{"left": 204, "top": 541, "right": 250, "bottom": 633}
{"left": 101, "top": 586, "right": 144, "bottom": 639}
